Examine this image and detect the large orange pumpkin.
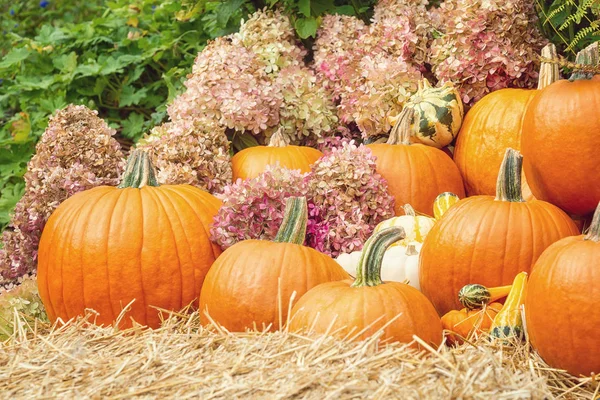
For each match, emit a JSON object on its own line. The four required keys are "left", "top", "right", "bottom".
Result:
{"left": 289, "top": 227, "right": 443, "bottom": 347}
{"left": 525, "top": 201, "right": 600, "bottom": 377}
{"left": 199, "top": 197, "right": 349, "bottom": 332}
{"left": 521, "top": 44, "right": 600, "bottom": 216}
{"left": 231, "top": 129, "right": 323, "bottom": 181}
{"left": 419, "top": 149, "right": 579, "bottom": 315}
{"left": 367, "top": 108, "right": 465, "bottom": 216}
{"left": 453, "top": 44, "right": 559, "bottom": 197}
{"left": 37, "top": 150, "right": 222, "bottom": 329}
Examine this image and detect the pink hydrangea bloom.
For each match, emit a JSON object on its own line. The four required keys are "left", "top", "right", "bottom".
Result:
{"left": 0, "top": 105, "right": 125, "bottom": 284}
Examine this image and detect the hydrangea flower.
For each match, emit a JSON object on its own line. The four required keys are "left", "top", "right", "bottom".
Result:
{"left": 0, "top": 105, "right": 125, "bottom": 283}
{"left": 136, "top": 119, "right": 232, "bottom": 194}
{"left": 429, "top": 0, "right": 547, "bottom": 104}
{"left": 210, "top": 165, "right": 311, "bottom": 249}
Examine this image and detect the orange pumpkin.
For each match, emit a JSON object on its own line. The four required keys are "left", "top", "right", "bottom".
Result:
{"left": 441, "top": 303, "right": 502, "bottom": 345}
{"left": 453, "top": 44, "right": 559, "bottom": 197}
{"left": 289, "top": 227, "right": 443, "bottom": 347}
{"left": 231, "top": 129, "right": 323, "bottom": 181}
{"left": 367, "top": 108, "right": 465, "bottom": 216}
{"left": 199, "top": 197, "right": 348, "bottom": 332}
{"left": 525, "top": 201, "right": 600, "bottom": 377}
{"left": 37, "top": 150, "right": 222, "bottom": 329}
{"left": 419, "top": 148, "right": 579, "bottom": 315}
{"left": 521, "top": 44, "right": 600, "bottom": 216}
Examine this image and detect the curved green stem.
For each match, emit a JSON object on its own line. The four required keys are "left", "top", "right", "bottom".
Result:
{"left": 584, "top": 202, "right": 600, "bottom": 242}
{"left": 352, "top": 227, "right": 406, "bottom": 287}
{"left": 495, "top": 148, "right": 524, "bottom": 203}
{"left": 387, "top": 107, "right": 415, "bottom": 145}
{"left": 118, "top": 149, "right": 160, "bottom": 189}
{"left": 274, "top": 197, "right": 308, "bottom": 245}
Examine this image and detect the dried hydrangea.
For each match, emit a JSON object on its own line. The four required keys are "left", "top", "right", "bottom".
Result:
{"left": 275, "top": 66, "right": 338, "bottom": 144}
{"left": 0, "top": 105, "right": 125, "bottom": 283}
{"left": 307, "top": 142, "right": 395, "bottom": 257}
{"left": 429, "top": 0, "right": 547, "bottom": 104}
{"left": 167, "top": 36, "right": 282, "bottom": 135}
{"left": 136, "top": 120, "right": 232, "bottom": 193}
{"left": 0, "top": 274, "right": 47, "bottom": 339}
{"left": 210, "top": 165, "right": 310, "bottom": 249}
{"left": 233, "top": 8, "right": 307, "bottom": 73}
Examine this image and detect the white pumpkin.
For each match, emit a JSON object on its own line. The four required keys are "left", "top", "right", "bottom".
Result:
{"left": 336, "top": 242, "right": 423, "bottom": 290}
{"left": 373, "top": 204, "right": 434, "bottom": 247}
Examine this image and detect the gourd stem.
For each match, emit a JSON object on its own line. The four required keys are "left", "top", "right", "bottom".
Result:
{"left": 268, "top": 128, "right": 288, "bottom": 147}
{"left": 274, "top": 197, "right": 308, "bottom": 245}
{"left": 495, "top": 148, "right": 524, "bottom": 202}
{"left": 387, "top": 108, "right": 415, "bottom": 145}
{"left": 402, "top": 204, "right": 416, "bottom": 217}
{"left": 537, "top": 44, "right": 560, "bottom": 90}
{"left": 352, "top": 227, "right": 406, "bottom": 287}
{"left": 584, "top": 202, "right": 600, "bottom": 242}
{"left": 570, "top": 42, "right": 599, "bottom": 81}
{"left": 118, "top": 149, "right": 160, "bottom": 189}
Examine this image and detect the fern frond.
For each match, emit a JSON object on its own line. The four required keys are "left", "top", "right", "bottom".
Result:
{"left": 544, "top": 1, "right": 572, "bottom": 25}
{"left": 558, "top": 0, "right": 594, "bottom": 31}
{"left": 566, "top": 21, "right": 600, "bottom": 51}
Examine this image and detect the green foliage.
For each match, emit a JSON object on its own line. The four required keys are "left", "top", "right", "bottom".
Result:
{"left": 0, "top": 0, "right": 255, "bottom": 232}
{"left": 536, "top": 0, "right": 600, "bottom": 58}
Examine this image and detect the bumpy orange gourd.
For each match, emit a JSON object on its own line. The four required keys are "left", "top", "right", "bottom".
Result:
{"left": 367, "top": 108, "right": 465, "bottom": 216}
{"left": 231, "top": 129, "right": 323, "bottom": 181}
{"left": 441, "top": 303, "right": 502, "bottom": 345}
{"left": 37, "top": 150, "right": 222, "bottom": 329}
{"left": 199, "top": 197, "right": 348, "bottom": 332}
{"left": 289, "top": 227, "right": 443, "bottom": 347}
{"left": 521, "top": 44, "right": 600, "bottom": 216}
{"left": 454, "top": 44, "right": 559, "bottom": 197}
{"left": 525, "top": 202, "right": 600, "bottom": 377}
{"left": 419, "top": 149, "right": 579, "bottom": 315}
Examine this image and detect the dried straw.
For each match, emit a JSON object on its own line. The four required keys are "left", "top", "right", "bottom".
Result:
{"left": 0, "top": 308, "right": 598, "bottom": 399}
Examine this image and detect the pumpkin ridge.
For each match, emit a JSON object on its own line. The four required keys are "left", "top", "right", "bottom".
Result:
{"left": 149, "top": 187, "right": 185, "bottom": 311}
{"left": 135, "top": 189, "right": 149, "bottom": 324}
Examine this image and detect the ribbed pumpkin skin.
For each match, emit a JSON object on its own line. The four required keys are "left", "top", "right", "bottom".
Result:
{"left": 289, "top": 280, "right": 443, "bottom": 347}
{"left": 37, "top": 185, "right": 222, "bottom": 329}
{"left": 454, "top": 89, "right": 536, "bottom": 196}
{"left": 525, "top": 236, "right": 600, "bottom": 377}
{"left": 199, "top": 240, "right": 349, "bottom": 332}
{"left": 419, "top": 197, "right": 579, "bottom": 315}
{"left": 367, "top": 143, "right": 465, "bottom": 215}
{"left": 231, "top": 146, "right": 323, "bottom": 181}
{"left": 521, "top": 79, "right": 600, "bottom": 216}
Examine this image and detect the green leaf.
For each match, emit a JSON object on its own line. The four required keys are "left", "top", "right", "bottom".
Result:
{"left": 217, "top": 0, "right": 246, "bottom": 26}
{"left": 295, "top": 17, "right": 318, "bottom": 39}
{"left": 121, "top": 113, "right": 146, "bottom": 140}
{"left": 310, "top": 0, "right": 335, "bottom": 15}
{"left": 0, "top": 48, "right": 31, "bottom": 70}
{"left": 334, "top": 5, "right": 356, "bottom": 16}
{"left": 119, "top": 85, "right": 149, "bottom": 107}
{"left": 0, "top": 181, "right": 25, "bottom": 226}
{"left": 298, "top": 0, "right": 311, "bottom": 17}
{"left": 53, "top": 52, "right": 78, "bottom": 73}
{"left": 231, "top": 132, "right": 260, "bottom": 152}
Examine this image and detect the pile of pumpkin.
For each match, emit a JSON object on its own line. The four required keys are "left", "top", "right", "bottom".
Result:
{"left": 35, "top": 43, "right": 599, "bottom": 378}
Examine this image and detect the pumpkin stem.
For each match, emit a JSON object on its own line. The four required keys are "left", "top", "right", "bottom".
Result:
{"left": 570, "top": 42, "right": 599, "bottom": 81}
{"left": 537, "top": 44, "right": 560, "bottom": 90}
{"left": 118, "top": 149, "right": 160, "bottom": 189}
{"left": 268, "top": 128, "right": 289, "bottom": 147}
{"left": 584, "top": 202, "right": 600, "bottom": 242}
{"left": 274, "top": 197, "right": 308, "bottom": 245}
{"left": 495, "top": 148, "right": 524, "bottom": 203}
{"left": 387, "top": 108, "right": 415, "bottom": 145}
{"left": 352, "top": 227, "right": 406, "bottom": 287}
{"left": 405, "top": 243, "right": 418, "bottom": 256}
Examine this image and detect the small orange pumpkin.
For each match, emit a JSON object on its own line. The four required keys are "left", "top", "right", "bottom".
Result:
{"left": 441, "top": 303, "right": 502, "bottom": 345}
{"left": 37, "top": 150, "right": 222, "bottom": 329}
{"left": 231, "top": 129, "right": 323, "bottom": 181}
{"left": 419, "top": 148, "right": 579, "bottom": 315}
{"left": 199, "top": 197, "right": 349, "bottom": 332}
{"left": 367, "top": 108, "right": 465, "bottom": 216}
{"left": 289, "top": 227, "right": 443, "bottom": 347}
{"left": 525, "top": 201, "right": 600, "bottom": 377}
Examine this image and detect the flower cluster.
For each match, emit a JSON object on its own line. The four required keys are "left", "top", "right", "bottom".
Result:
{"left": 0, "top": 105, "right": 125, "bottom": 283}
{"left": 169, "top": 9, "right": 336, "bottom": 145}
{"left": 211, "top": 143, "right": 395, "bottom": 257}
{"left": 210, "top": 165, "right": 310, "bottom": 249}
{"left": 137, "top": 120, "right": 232, "bottom": 193}
{"left": 429, "top": 0, "right": 547, "bottom": 104}
{"left": 306, "top": 142, "right": 395, "bottom": 256}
